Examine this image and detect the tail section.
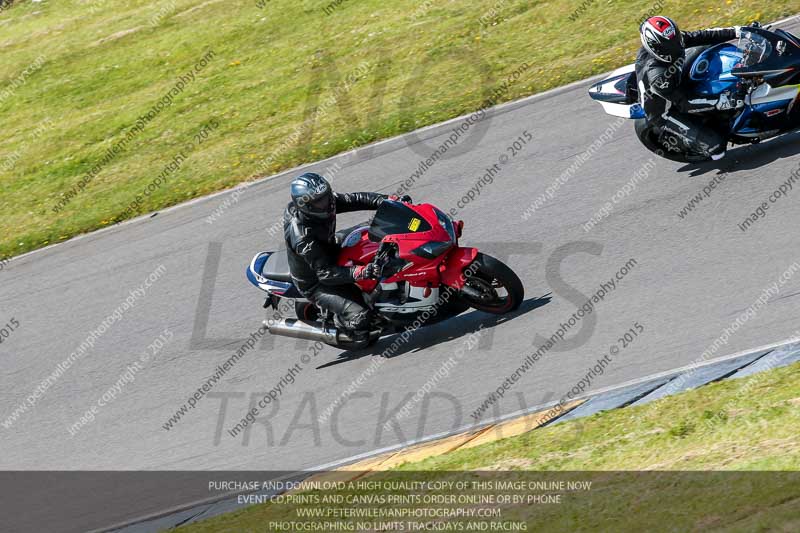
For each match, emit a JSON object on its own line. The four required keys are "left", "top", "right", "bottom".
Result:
{"left": 588, "top": 64, "right": 645, "bottom": 119}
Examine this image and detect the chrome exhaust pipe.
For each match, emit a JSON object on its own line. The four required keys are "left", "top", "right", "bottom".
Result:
{"left": 267, "top": 319, "right": 339, "bottom": 344}
{"left": 266, "top": 319, "right": 378, "bottom": 347}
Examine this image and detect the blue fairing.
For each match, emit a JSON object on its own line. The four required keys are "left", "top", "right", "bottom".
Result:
{"left": 733, "top": 98, "right": 795, "bottom": 136}
{"left": 689, "top": 44, "right": 742, "bottom": 95}
{"left": 731, "top": 106, "right": 754, "bottom": 134}
{"left": 686, "top": 41, "right": 797, "bottom": 138}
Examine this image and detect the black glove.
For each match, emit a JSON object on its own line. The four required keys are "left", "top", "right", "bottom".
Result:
{"left": 353, "top": 262, "right": 381, "bottom": 280}
{"left": 389, "top": 194, "right": 412, "bottom": 203}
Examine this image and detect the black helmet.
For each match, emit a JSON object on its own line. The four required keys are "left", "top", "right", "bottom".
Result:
{"left": 290, "top": 172, "right": 335, "bottom": 221}
{"left": 640, "top": 16, "right": 685, "bottom": 63}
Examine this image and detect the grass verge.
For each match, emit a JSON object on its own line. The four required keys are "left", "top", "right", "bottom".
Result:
{"left": 177, "top": 361, "right": 800, "bottom": 532}
{"left": 0, "top": 1, "right": 796, "bottom": 258}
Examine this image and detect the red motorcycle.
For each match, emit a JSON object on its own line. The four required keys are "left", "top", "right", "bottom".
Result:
{"left": 246, "top": 199, "right": 524, "bottom": 347}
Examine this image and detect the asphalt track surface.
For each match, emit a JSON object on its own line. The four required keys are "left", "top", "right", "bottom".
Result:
{"left": 2, "top": 16, "right": 800, "bottom": 532}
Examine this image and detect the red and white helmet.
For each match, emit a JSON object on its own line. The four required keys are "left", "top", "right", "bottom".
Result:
{"left": 640, "top": 16, "right": 685, "bottom": 63}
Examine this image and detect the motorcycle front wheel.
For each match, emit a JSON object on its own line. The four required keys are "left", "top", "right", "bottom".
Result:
{"left": 634, "top": 118, "right": 712, "bottom": 163}
{"left": 460, "top": 253, "right": 524, "bottom": 314}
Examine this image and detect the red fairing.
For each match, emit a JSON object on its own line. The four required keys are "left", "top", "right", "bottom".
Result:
{"left": 335, "top": 202, "right": 475, "bottom": 292}
{"left": 439, "top": 247, "right": 478, "bottom": 289}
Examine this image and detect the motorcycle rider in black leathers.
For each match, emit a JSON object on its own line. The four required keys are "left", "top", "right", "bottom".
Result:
{"left": 636, "top": 16, "right": 742, "bottom": 160}
{"left": 283, "top": 172, "right": 410, "bottom": 347}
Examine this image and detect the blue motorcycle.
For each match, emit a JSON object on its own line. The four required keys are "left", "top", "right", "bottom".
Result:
{"left": 589, "top": 25, "right": 800, "bottom": 162}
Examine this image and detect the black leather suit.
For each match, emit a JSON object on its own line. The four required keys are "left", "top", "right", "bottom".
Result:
{"left": 283, "top": 192, "right": 387, "bottom": 331}
{"left": 635, "top": 28, "right": 738, "bottom": 157}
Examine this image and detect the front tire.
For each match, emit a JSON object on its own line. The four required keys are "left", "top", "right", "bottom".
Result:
{"left": 460, "top": 253, "right": 524, "bottom": 314}
{"left": 634, "top": 118, "right": 711, "bottom": 163}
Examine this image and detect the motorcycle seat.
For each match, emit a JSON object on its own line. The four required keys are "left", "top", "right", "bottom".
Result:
{"left": 262, "top": 250, "right": 293, "bottom": 282}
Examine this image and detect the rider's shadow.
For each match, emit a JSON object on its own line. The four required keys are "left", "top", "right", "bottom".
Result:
{"left": 677, "top": 130, "right": 800, "bottom": 178}
{"left": 316, "top": 295, "right": 552, "bottom": 368}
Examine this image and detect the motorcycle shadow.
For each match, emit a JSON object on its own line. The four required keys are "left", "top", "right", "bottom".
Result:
{"left": 316, "top": 295, "right": 552, "bottom": 368}
{"left": 677, "top": 130, "right": 800, "bottom": 178}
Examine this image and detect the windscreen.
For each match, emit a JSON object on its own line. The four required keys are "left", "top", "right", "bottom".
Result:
{"left": 368, "top": 200, "right": 432, "bottom": 241}
{"left": 737, "top": 30, "right": 772, "bottom": 68}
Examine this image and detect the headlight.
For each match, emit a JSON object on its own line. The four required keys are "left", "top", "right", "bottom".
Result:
{"left": 412, "top": 241, "right": 453, "bottom": 259}
{"left": 435, "top": 208, "right": 457, "bottom": 243}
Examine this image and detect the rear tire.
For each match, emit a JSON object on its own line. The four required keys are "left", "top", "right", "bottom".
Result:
{"left": 461, "top": 253, "right": 524, "bottom": 314}
{"left": 295, "top": 301, "right": 320, "bottom": 321}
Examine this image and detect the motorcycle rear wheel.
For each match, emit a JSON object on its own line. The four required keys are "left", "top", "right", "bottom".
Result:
{"left": 295, "top": 301, "right": 320, "bottom": 321}
{"left": 461, "top": 253, "right": 524, "bottom": 314}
